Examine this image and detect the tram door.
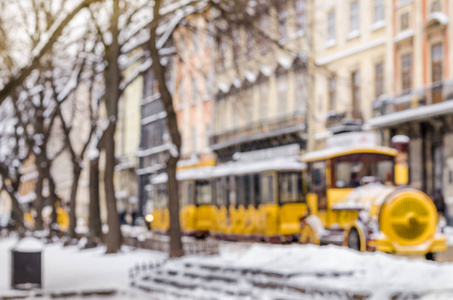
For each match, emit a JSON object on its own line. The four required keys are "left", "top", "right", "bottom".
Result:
{"left": 308, "top": 161, "right": 327, "bottom": 225}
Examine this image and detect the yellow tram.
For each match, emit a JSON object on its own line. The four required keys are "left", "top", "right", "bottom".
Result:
{"left": 301, "top": 146, "right": 447, "bottom": 258}
{"left": 150, "top": 157, "right": 307, "bottom": 242}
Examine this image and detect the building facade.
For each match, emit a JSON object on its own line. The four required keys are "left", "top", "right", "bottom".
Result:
{"left": 211, "top": 0, "right": 310, "bottom": 163}
{"left": 174, "top": 16, "right": 216, "bottom": 169}
{"left": 368, "top": 0, "right": 453, "bottom": 221}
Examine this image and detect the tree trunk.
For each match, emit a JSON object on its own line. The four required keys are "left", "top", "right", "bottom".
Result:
{"left": 104, "top": 122, "right": 122, "bottom": 253}
{"left": 69, "top": 166, "right": 82, "bottom": 238}
{"left": 102, "top": 0, "right": 122, "bottom": 254}
{"left": 89, "top": 158, "right": 102, "bottom": 239}
{"left": 47, "top": 170, "right": 58, "bottom": 231}
{"left": 35, "top": 171, "right": 44, "bottom": 230}
{"left": 3, "top": 186, "right": 24, "bottom": 229}
{"left": 166, "top": 156, "right": 184, "bottom": 257}
{"left": 150, "top": 0, "right": 184, "bottom": 258}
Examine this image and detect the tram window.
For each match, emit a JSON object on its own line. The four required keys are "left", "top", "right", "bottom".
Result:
{"left": 215, "top": 178, "right": 226, "bottom": 206}
{"left": 253, "top": 174, "right": 261, "bottom": 207}
{"left": 228, "top": 176, "right": 237, "bottom": 206}
{"left": 187, "top": 182, "right": 194, "bottom": 205}
{"left": 236, "top": 176, "right": 245, "bottom": 206}
{"left": 244, "top": 175, "right": 252, "bottom": 207}
{"left": 156, "top": 184, "right": 167, "bottom": 208}
{"left": 334, "top": 154, "right": 394, "bottom": 188}
{"left": 196, "top": 181, "right": 212, "bottom": 205}
{"left": 179, "top": 183, "right": 184, "bottom": 206}
{"left": 308, "top": 161, "right": 326, "bottom": 192}
{"left": 279, "top": 172, "right": 304, "bottom": 204}
{"left": 261, "top": 175, "right": 275, "bottom": 204}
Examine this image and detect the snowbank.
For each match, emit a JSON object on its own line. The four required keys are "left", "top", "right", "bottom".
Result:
{"left": 174, "top": 243, "right": 453, "bottom": 299}
{"left": 14, "top": 237, "right": 44, "bottom": 253}
{"left": 0, "top": 237, "right": 166, "bottom": 295}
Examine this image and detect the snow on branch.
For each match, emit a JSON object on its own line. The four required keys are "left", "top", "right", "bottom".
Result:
{"left": 120, "top": 59, "right": 152, "bottom": 92}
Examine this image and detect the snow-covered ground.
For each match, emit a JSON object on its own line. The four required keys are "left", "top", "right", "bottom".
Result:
{"left": 0, "top": 237, "right": 166, "bottom": 299}
{"left": 2, "top": 236, "right": 453, "bottom": 299}
{"left": 138, "top": 243, "right": 453, "bottom": 300}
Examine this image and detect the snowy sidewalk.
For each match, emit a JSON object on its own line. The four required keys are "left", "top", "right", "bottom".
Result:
{"left": 134, "top": 243, "right": 453, "bottom": 300}
{"left": 0, "top": 237, "right": 166, "bottom": 299}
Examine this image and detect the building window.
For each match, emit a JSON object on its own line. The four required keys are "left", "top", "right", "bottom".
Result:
{"left": 191, "top": 78, "right": 197, "bottom": 105}
{"left": 179, "top": 35, "right": 186, "bottom": 56}
{"left": 260, "top": 13, "right": 269, "bottom": 53}
{"left": 178, "top": 80, "right": 185, "bottom": 106}
{"left": 143, "top": 70, "right": 159, "bottom": 99}
{"left": 375, "top": 63, "right": 384, "bottom": 98}
{"left": 328, "top": 75, "right": 336, "bottom": 111}
{"left": 374, "top": 0, "right": 385, "bottom": 23}
{"left": 260, "top": 80, "right": 269, "bottom": 120}
{"left": 431, "top": 0, "right": 441, "bottom": 13}
{"left": 246, "top": 31, "right": 254, "bottom": 59}
{"left": 278, "top": 73, "right": 288, "bottom": 115}
{"left": 400, "top": 12, "right": 409, "bottom": 31}
{"left": 432, "top": 43, "right": 443, "bottom": 83}
{"left": 232, "top": 29, "right": 239, "bottom": 65}
{"left": 432, "top": 43, "right": 444, "bottom": 103}
{"left": 295, "top": 70, "right": 307, "bottom": 112}
{"left": 277, "top": 1, "right": 288, "bottom": 41}
{"left": 328, "top": 11, "right": 336, "bottom": 41}
{"left": 350, "top": 1, "right": 359, "bottom": 32}
{"left": 216, "top": 97, "right": 226, "bottom": 131}
{"left": 241, "top": 88, "right": 254, "bottom": 125}
{"left": 401, "top": 53, "right": 412, "bottom": 91}
{"left": 218, "top": 38, "right": 227, "bottom": 70}
{"left": 351, "top": 71, "right": 360, "bottom": 113}
{"left": 192, "top": 30, "right": 198, "bottom": 52}
{"left": 191, "top": 126, "right": 197, "bottom": 155}
{"left": 295, "top": 0, "right": 306, "bottom": 32}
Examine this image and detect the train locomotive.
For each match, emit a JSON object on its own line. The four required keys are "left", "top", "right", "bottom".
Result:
{"left": 301, "top": 146, "right": 446, "bottom": 259}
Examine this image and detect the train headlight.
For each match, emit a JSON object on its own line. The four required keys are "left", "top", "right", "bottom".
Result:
{"left": 145, "top": 214, "right": 154, "bottom": 223}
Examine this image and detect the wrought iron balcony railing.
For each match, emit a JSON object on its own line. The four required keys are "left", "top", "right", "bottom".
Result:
{"left": 209, "top": 112, "right": 306, "bottom": 149}
{"left": 372, "top": 80, "right": 453, "bottom": 117}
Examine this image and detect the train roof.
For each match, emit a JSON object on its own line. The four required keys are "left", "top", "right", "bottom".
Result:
{"left": 302, "top": 146, "right": 398, "bottom": 163}
{"left": 151, "top": 156, "right": 305, "bottom": 184}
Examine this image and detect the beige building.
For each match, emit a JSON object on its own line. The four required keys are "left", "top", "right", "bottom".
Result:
{"left": 312, "top": 0, "right": 390, "bottom": 148}
{"left": 211, "top": 0, "right": 310, "bottom": 162}
{"left": 115, "top": 62, "right": 143, "bottom": 222}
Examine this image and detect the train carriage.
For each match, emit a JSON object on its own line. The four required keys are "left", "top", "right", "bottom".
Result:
{"left": 210, "top": 157, "right": 307, "bottom": 242}
{"left": 149, "top": 157, "right": 307, "bottom": 242}
{"left": 301, "top": 146, "right": 447, "bottom": 259}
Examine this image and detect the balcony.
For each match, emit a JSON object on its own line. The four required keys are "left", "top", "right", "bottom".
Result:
{"left": 326, "top": 110, "right": 363, "bottom": 134}
{"left": 209, "top": 112, "right": 306, "bottom": 152}
{"left": 371, "top": 80, "right": 453, "bottom": 128}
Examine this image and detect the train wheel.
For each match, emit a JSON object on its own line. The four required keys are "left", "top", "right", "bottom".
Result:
{"left": 425, "top": 252, "right": 436, "bottom": 261}
{"left": 347, "top": 228, "right": 361, "bottom": 251}
{"left": 300, "top": 224, "right": 319, "bottom": 245}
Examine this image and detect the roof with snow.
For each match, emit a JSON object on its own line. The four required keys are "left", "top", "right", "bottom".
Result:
{"left": 369, "top": 101, "right": 453, "bottom": 128}
{"left": 302, "top": 146, "right": 397, "bottom": 162}
{"left": 151, "top": 157, "right": 305, "bottom": 184}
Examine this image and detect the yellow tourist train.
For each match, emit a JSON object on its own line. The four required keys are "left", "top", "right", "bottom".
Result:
{"left": 301, "top": 146, "right": 446, "bottom": 260}
{"left": 151, "top": 156, "right": 306, "bottom": 242}
{"left": 150, "top": 145, "right": 447, "bottom": 259}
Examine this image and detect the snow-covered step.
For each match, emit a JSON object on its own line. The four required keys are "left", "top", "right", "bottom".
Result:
{"left": 133, "top": 260, "right": 370, "bottom": 300}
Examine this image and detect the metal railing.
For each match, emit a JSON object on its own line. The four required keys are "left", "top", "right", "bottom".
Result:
{"left": 210, "top": 112, "right": 306, "bottom": 147}
{"left": 372, "top": 80, "right": 453, "bottom": 117}
{"left": 325, "top": 110, "right": 363, "bottom": 129}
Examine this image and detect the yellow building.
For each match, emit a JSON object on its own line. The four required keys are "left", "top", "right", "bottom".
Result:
{"left": 115, "top": 58, "right": 143, "bottom": 224}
